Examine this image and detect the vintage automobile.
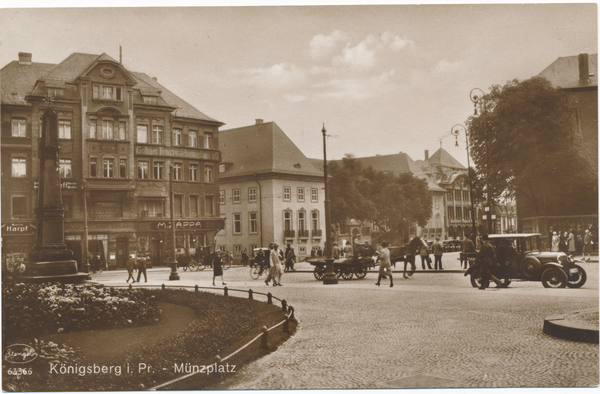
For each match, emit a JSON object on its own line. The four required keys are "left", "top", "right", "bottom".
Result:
{"left": 469, "top": 233, "right": 587, "bottom": 289}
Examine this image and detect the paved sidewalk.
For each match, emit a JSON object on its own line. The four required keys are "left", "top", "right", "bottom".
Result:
{"left": 94, "top": 263, "right": 599, "bottom": 389}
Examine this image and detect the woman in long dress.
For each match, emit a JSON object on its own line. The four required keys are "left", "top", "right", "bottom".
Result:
{"left": 270, "top": 243, "right": 283, "bottom": 286}
{"left": 551, "top": 231, "right": 560, "bottom": 252}
{"left": 212, "top": 252, "right": 226, "bottom": 286}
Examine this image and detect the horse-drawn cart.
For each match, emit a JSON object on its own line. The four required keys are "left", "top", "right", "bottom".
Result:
{"left": 308, "top": 256, "right": 377, "bottom": 280}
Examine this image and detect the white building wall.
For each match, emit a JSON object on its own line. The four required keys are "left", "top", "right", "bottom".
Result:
{"left": 216, "top": 177, "right": 325, "bottom": 261}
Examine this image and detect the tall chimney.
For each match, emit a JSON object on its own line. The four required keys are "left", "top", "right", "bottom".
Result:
{"left": 18, "top": 52, "right": 32, "bottom": 65}
{"left": 425, "top": 150, "right": 429, "bottom": 161}
{"left": 578, "top": 53, "right": 590, "bottom": 84}
{"left": 255, "top": 119, "right": 264, "bottom": 125}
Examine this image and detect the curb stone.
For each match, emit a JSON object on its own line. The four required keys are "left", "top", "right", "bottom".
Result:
{"left": 543, "top": 308, "right": 599, "bottom": 343}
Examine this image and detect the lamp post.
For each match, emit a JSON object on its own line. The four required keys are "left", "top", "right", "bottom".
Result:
{"left": 470, "top": 88, "right": 494, "bottom": 234}
{"left": 451, "top": 124, "right": 477, "bottom": 242}
{"left": 169, "top": 165, "right": 180, "bottom": 280}
{"left": 82, "top": 181, "right": 90, "bottom": 274}
{"left": 321, "top": 124, "right": 337, "bottom": 285}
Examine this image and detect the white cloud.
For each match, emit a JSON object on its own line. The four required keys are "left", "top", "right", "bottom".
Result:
{"left": 236, "top": 63, "right": 307, "bottom": 90}
{"left": 314, "top": 70, "right": 396, "bottom": 100}
{"left": 331, "top": 32, "right": 414, "bottom": 70}
{"left": 434, "top": 59, "right": 462, "bottom": 74}
{"left": 309, "top": 30, "right": 349, "bottom": 60}
{"left": 333, "top": 37, "right": 377, "bottom": 70}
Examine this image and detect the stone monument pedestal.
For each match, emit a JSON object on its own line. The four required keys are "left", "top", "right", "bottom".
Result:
{"left": 17, "top": 108, "right": 88, "bottom": 284}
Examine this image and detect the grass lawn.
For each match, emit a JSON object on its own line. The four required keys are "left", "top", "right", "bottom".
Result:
{"left": 40, "top": 302, "right": 198, "bottom": 365}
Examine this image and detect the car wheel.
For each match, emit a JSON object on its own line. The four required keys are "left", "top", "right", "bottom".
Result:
{"left": 520, "top": 257, "right": 541, "bottom": 279}
{"left": 314, "top": 267, "right": 325, "bottom": 281}
{"left": 567, "top": 264, "right": 587, "bottom": 288}
{"left": 541, "top": 267, "right": 568, "bottom": 288}
{"left": 470, "top": 275, "right": 483, "bottom": 288}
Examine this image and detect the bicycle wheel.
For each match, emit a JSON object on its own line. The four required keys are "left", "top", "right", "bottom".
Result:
{"left": 197, "top": 259, "right": 206, "bottom": 271}
{"left": 250, "top": 267, "right": 261, "bottom": 280}
{"left": 223, "top": 258, "right": 232, "bottom": 270}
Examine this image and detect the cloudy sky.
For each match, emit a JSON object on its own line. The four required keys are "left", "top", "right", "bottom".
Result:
{"left": 0, "top": 3, "right": 596, "bottom": 166}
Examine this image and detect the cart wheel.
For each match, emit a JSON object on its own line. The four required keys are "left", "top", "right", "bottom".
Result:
{"left": 354, "top": 267, "right": 367, "bottom": 279}
{"left": 314, "top": 267, "right": 325, "bottom": 280}
{"left": 341, "top": 269, "right": 354, "bottom": 280}
{"left": 197, "top": 260, "right": 206, "bottom": 271}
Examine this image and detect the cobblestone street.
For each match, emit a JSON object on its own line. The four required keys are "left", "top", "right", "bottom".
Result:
{"left": 94, "top": 253, "right": 599, "bottom": 389}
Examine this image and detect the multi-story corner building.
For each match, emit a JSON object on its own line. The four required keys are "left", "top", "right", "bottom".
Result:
{"left": 1, "top": 52, "right": 224, "bottom": 270}
{"left": 523, "top": 52, "right": 598, "bottom": 240}
{"left": 217, "top": 120, "right": 325, "bottom": 261}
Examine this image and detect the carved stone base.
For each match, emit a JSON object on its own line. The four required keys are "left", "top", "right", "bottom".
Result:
{"left": 19, "top": 260, "right": 89, "bottom": 284}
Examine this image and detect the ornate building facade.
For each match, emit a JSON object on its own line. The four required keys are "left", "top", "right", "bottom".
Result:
{"left": 1, "top": 52, "right": 224, "bottom": 270}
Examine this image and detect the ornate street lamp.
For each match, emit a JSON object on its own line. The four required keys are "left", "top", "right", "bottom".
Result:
{"left": 321, "top": 124, "right": 337, "bottom": 285}
{"left": 451, "top": 124, "right": 477, "bottom": 242}
{"left": 470, "top": 88, "right": 494, "bottom": 234}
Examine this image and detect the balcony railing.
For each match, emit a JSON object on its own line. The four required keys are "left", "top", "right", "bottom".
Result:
{"left": 284, "top": 230, "right": 295, "bottom": 238}
{"left": 298, "top": 230, "right": 309, "bottom": 238}
{"left": 312, "top": 229, "right": 322, "bottom": 237}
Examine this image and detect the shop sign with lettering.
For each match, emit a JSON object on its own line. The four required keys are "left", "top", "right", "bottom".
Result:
{"left": 135, "top": 145, "right": 220, "bottom": 161}
{"left": 152, "top": 220, "right": 224, "bottom": 231}
{"left": 1, "top": 223, "right": 36, "bottom": 235}
{"left": 34, "top": 181, "right": 78, "bottom": 190}
{"left": 154, "top": 221, "right": 204, "bottom": 230}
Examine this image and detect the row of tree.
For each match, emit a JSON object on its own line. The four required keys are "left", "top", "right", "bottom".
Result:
{"left": 328, "top": 155, "right": 432, "bottom": 242}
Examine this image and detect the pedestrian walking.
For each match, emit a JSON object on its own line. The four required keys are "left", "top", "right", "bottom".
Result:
{"left": 285, "top": 244, "right": 296, "bottom": 271}
{"left": 265, "top": 243, "right": 274, "bottom": 285}
{"left": 136, "top": 256, "right": 147, "bottom": 283}
{"left": 568, "top": 229, "right": 576, "bottom": 256}
{"left": 583, "top": 229, "right": 592, "bottom": 260}
{"left": 241, "top": 249, "right": 249, "bottom": 267}
{"left": 270, "top": 242, "right": 283, "bottom": 286}
{"left": 432, "top": 238, "right": 443, "bottom": 270}
{"left": 420, "top": 241, "right": 432, "bottom": 270}
{"left": 551, "top": 231, "right": 560, "bottom": 252}
{"left": 375, "top": 241, "right": 393, "bottom": 287}
{"left": 471, "top": 234, "right": 501, "bottom": 290}
{"left": 212, "top": 252, "right": 226, "bottom": 286}
{"left": 560, "top": 231, "right": 568, "bottom": 253}
{"left": 126, "top": 254, "right": 136, "bottom": 283}
{"left": 461, "top": 235, "right": 476, "bottom": 269}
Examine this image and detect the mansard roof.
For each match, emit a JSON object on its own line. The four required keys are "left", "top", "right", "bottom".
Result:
{"left": 219, "top": 121, "right": 324, "bottom": 179}
{"left": 538, "top": 53, "right": 598, "bottom": 90}
{"left": 1, "top": 52, "right": 222, "bottom": 124}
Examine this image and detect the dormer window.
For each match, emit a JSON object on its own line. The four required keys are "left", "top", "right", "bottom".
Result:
{"left": 93, "top": 84, "right": 123, "bottom": 101}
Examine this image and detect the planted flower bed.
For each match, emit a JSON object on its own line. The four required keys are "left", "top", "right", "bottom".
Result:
{"left": 3, "top": 283, "right": 161, "bottom": 340}
{"left": 2, "top": 285, "right": 293, "bottom": 391}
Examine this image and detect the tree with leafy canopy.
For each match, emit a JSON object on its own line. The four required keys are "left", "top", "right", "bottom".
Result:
{"left": 328, "top": 155, "right": 432, "bottom": 241}
{"left": 465, "top": 76, "right": 597, "bottom": 218}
